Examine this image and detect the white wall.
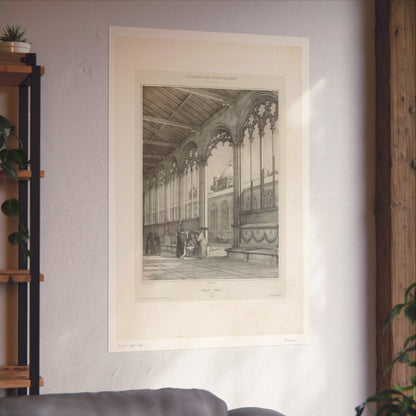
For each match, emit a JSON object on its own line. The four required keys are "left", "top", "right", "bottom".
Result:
{"left": 0, "top": 1, "right": 376, "bottom": 415}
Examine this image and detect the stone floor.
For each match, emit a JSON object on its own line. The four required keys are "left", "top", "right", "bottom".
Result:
{"left": 143, "top": 252, "right": 278, "bottom": 281}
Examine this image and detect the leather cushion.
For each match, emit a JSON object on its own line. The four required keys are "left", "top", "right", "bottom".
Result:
{"left": 0, "top": 388, "right": 229, "bottom": 416}
{"left": 229, "top": 407, "right": 285, "bottom": 416}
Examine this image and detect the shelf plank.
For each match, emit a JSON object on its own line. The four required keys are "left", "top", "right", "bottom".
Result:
{"left": 0, "top": 270, "right": 45, "bottom": 283}
{"left": 0, "top": 366, "right": 44, "bottom": 389}
{"left": 0, "top": 68, "right": 45, "bottom": 87}
{"left": 0, "top": 52, "right": 45, "bottom": 86}
{"left": 0, "top": 170, "right": 45, "bottom": 180}
{"left": 0, "top": 72, "right": 30, "bottom": 87}
{"left": 0, "top": 52, "right": 28, "bottom": 66}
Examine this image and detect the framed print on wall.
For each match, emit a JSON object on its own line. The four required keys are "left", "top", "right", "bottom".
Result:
{"left": 108, "top": 27, "right": 309, "bottom": 351}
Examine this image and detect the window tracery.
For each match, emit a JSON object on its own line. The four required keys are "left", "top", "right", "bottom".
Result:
{"left": 241, "top": 96, "right": 278, "bottom": 211}
{"left": 156, "top": 167, "right": 166, "bottom": 223}
{"left": 182, "top": 143, "right": 199, "bottom": 220}
{"left": 166, "top": 158, "right": 179, "bottom": 222}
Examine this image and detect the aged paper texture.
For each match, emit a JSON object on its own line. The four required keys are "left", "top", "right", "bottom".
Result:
{"left": 109, "top": 27, "right": 309, "bottom": 351}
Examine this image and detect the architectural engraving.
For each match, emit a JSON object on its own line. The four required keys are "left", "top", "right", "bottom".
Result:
{"left": 143, "top": 87, "right": 280, "bottom": 277}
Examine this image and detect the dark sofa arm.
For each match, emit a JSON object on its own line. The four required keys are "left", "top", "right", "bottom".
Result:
{"left": 229, "top": 407, "right": 285, "bottom": 416}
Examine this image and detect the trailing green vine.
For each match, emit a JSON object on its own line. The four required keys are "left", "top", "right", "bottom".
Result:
{"left": 355, "top": 283, "right": 416, "bottom": 416}
{"left": 0, "top": 115, "right": 31, "bottom": 259}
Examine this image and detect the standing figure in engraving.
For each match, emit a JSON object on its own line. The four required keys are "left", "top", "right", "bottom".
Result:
{"left": 176, "top": 230, "right": 185, "bottom": 259}
{"left": 146, "top": 233, "right": 155, "bottom": 255}
{"left": 154, "top": 234, "right": 161, "bottom": 256}
{"left": 185, "top": 232, "right": 195, "bottom": 257}
{"left": 197, "top": 230, "right": 207, "bottom": 259}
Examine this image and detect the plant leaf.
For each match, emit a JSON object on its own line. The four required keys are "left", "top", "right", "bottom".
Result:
{"left": 0, "top": 115, "right": 12, "bottom": 138}
{"left": 399, "top": 352, "right": 409, "bottom": 364}
{"left": 378, "top": 402, "right": 400, "bottom": 416}
{"left": 399, "top": 395, "right": 411, "bottom": 415}
{"left": 0, "top": 149, "right": 8, "bottom": 161}
{"left": 404, "top": 334, "right": 416, "bottom": 349}
{"left": 8, "top": 228, "right": 29, "bottom": 246}
{"left": 354, "top": 404, "right": 364, "bottom": 416}
{"left": 8, "top": 232, "right": 20, "bottom": 245}
{"left": 384, "top": 355, "right": 401, "bottom": 376}
{"left": 19, "top": 222, "right": 29, "bottom": 240}
{"left": 361, "top": 283, "right": 416, "bottom": 416}
{"left": 0, "top": 161, "right": 18, "bottom": 180}
{"left": 394, "top": 384, "right": 415, "bottom": 392}
{"left": 10, "top": 149, "right": 28, "bottom": 168}
{"left": 383, "top": 303, "right": 405, "bottom": 332}
{"left": 22, "top": 245, "right": 31, "bottom": 259}
{"left": 405, "top": 283, "right": 416, "bottom": 302}
{"left": 0, "top": 24, "right": 27, "bottom": 42}
{"left": 404, "top": 344, "right": 416, "bottom": 353}
{"left": 404, "top": 301, "right": 416, "bottom": 325}
{"left": 366, "top": 389, "right": 403, "bottom": 402}
{"left": 1, "top": 198, "right": 22, "bottom": 217}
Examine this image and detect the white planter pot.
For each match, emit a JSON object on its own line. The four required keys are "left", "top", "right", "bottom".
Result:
{"left": 0, "top": 41, "right": 31, "bottom": 53}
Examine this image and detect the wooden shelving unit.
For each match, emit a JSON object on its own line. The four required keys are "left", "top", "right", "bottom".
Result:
{"left": 0, "top": 52, "right": 44, "bottom": 86}
{"left": 0, "top": 51, "right": 44, "bottom": 395}
{"left": 0, "top": 270, "right": 44, "bottom": 283}
{"left": 0, "top": 170, "right": 45, "bottom": 180}
{"left": 0, "top": 366, "right": 44, "bottom": 389}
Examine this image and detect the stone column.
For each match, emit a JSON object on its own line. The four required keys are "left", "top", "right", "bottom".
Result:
{"left": 178, "top": 171, "right": 185, "bottom": 225}
{"left": 198, "top": 160, "right": 208, "bottom": 238}
{"left": 259, "top": 132, "right": 264, "bottom": 209}
{"left": 271, "top": 124, "right": 277, "bottom": 207}
{"left": 233, "top": 143, "right": 242, "bottom": 248}
{"left": 164, "top": 180, "right": 168, "bottom": 231}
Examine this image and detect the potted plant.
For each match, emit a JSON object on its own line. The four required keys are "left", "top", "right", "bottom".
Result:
{"left": 0, "top": 24, "right": 31, "bottom": 53}
{"left": 0, "top": 115, "right": 30, "bottom": 259}
{"left": 355, "top": 283, "right": 416, "bottom": 416}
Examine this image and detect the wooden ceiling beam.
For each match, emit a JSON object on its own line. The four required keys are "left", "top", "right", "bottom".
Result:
{"left": 143, "top": 115, "right": 200, "bottom": 134}
{"left": 143, "top": 140, "right": 173, "bottom": 148}
{"left": 145, "top": 92, "right": 193, "bottom": 147}
{"left": 174, "top": 87, "right": 234, "bottom": 107}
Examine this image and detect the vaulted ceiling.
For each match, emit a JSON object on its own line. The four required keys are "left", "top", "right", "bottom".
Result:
{"left": 142, "top": 86, "right": 248, "bottom": 177}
